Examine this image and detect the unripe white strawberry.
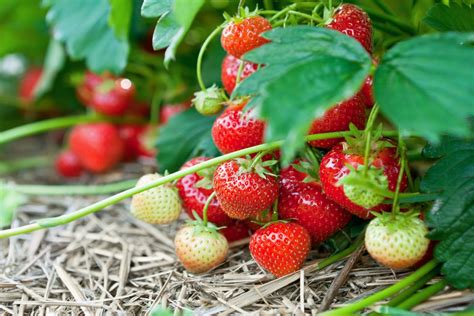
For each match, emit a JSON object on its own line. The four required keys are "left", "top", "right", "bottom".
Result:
{"left": 365, "top": 211, "right": 430, "bottom": 269}
{"left": 131, "top": 173, "right": 182, "bottom": 224}
{"left": 175, "top": 224, "right": 228, "bottom": 274}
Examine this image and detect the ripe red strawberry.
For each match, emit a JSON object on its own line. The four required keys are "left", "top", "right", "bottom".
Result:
{"left": 361, "top": 75, "right": 374, "bottom": 108}
{"left": 249, "top": 222, "right": 311, "bottom": 277}
{"left": 327, "top": 3, "right": 373, "bottom": 53}
{"left": 365, "top": 211, "right": 430, "bottom": 269}
{"left": 55, "top": 150, "right": 83, "bottom": 177}
{"left": 221, "top": 15, "right": 272, "bottom": 59}
{"left": 319, "top": 141, "right": 407, "bottom": 219}
{"left": 19, "top": 67, "right": 42, "bottom": 102}
{"left": 279, "top": 163, "right": 352, "bottom": 244}
{"left": 76, "top": 71, "right": 103, "bottom": 106}
{"left": 176, "top": 157, "right": 233, "bottom": 226}
{"left": 245, "top": 209, "right": 273, "bottom": 232}
{"left": 212, "top": 100, "right": 265, "bottom": 154}
{"left": 160, "top": 102, "right": 190, "bottom": 124}
{"left": 308, "top": 93, "right": 366, "bottom": 148}
{"left": 69, "top": 123, "right": 124, "bottom": 173}
{"left": 221, "top": 54, "right": 259, "bottom": 95}
{"left": 213, "top": 159, "right": 278, "bottom": 220}
{"left": 219, "top": 221, "right": 250, "bottom": 242}
{"left": 175, "top": 223, "right": 229, "bottom": 274}
{"left": 90, "top": 78, "right": 135, "bottom": 116}
{"left": 119, "top": 125, "right": 156, "bottom": 161}
{"left": 131, "top": 173, "right": 181, "bottom": 224}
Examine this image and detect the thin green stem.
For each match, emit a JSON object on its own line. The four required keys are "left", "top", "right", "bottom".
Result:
{"left": 249, "top": 150, "right": 268, "bottom": 169}
{"left": 0, "top": 156, "right": 51, "bottom": 175}
{"left": 11, "top": 179, "right": 136, "bottom": 196}
{"left": 196, "top": 25, "right": 224, "bottom": 91}
{"left": 396, "top": 279, "right": 447, "bottom": 310}
{"left": 319, "top": 260, "right": 439, "bottom": 316}
{"left": 263, "top": 0, "right": 273, "bottom": 10}
{"left": 150, "top": 89, "right": 162, "bottom": 125}
{"left": 235, "top": 59, "right": 245, "bottom": 87}
{"left": 202, "top": 191, "right": 216, "bottom": 227}
{"left": 288, "top": 10, "right": 322, "bottom": 23}
{"left": 269, "top": 3, "right": 296, "bottom": 22}
{"left": 363, "top": 105, "right": 379, "bottom": 173}
{"left": 363, "top": 7, "right": 416, "bottom": 35}
{"left": 391, "top": 141, "right": 406, "bottom": 214}
{"left": 0, "top": 130, "right": 398, "bottom": 239}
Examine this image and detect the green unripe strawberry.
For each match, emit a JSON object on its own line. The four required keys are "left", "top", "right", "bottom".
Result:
{"left": 131, "top": 173, "right": 182, "bottom": 224}
{"left": 175, "top": 223, "right": 229, "bottom": 274}
{"left": 340, "top": 165, "right": 388, "bottom": 209}
{"left": 192, "top": 85, "right": 225, "bottom": 115}
{"left": 365, "top": 211, "right": 430, "bottom": 269}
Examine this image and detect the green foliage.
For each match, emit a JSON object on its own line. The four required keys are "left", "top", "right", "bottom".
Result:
{"left": 34, "top": 39, "right": 65, "bottom": 99}
{"left": 374, "top": 32, "right": 474, "bottom": 142}
{"left": 45, "top": 0, "right": 130, "bottom": 74}
{"left": 233, "top": 26, "right": 371, "bottom": 163}
{"left": 141, "top": 0, "right": 204, "bottom": 67}
{"left": 108, "top": 0, "right": 132, "bottom": 40}
{"left": 424, "top": 3, "right": 474, "bottom": 32}
{"left": 422, "top": 137, "right": 474, "bottom": 289}
{"left": 156, "top": 108, "right": 218, "bottom": 173}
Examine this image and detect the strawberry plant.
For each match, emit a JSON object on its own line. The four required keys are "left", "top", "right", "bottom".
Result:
{"left": 0, "top": 0, "right": 473, "bottom": 314}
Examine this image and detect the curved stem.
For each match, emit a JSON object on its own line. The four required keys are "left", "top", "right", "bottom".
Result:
{"left": 11, "top": 179, "right": 136, "bottom": 196}
{"left": 0, "top": 130, "right": 398, "bottom": 239}
{"left": 288, "top": 10, "right": 322, "bottom": 23}
{"left": 202, "top": 191, "right": 216, "bottom": 227}
{"left": 249, "top": 150, "right": 268, "bottom": 169}
{"left": 319, "top": 260, "right": 439, "bottom": 316}
{"left": 196, "top": 25, "right": 224, "bottom": 91}
{"left": 269, "top": 3, "right": 296, "bottom": 22}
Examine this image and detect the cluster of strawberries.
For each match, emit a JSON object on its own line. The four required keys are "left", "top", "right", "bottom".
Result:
{"left": 53, "top": 72, "right": 189, "bottom": 177}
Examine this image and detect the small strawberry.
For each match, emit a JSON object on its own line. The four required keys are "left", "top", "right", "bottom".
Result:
{"left": 192, "top": 85, "right": 225, "bottom": 115}
{"left": 55, "top": 150, "right": 83, "bottom": 178}
{"left": 219, "top": 220, "right": 250, "bottom": 242}
{"left": 131, "top": 173, "right": 182, "bottom": 224}
{"left": 279, "top": 162, "right": 352, "bottom": 244}
{"left": 76, "top": 71, "right": 103, "bottom": 105}
{"left": 160, "top": 101, "right": 191, "bottom": 125}
{"left": 69, "top": 123, "right": 124, "bottom": 173}
{"left": 361, "top": 75, "right": 374, "bottom": 108}
{"left": 213, "top": 158, "right": 278, "bottom": 220}
{"left": 119, "top": 124, "right": 157, "bottom": 160}
{"left": 221, "top": 15, "right": 272, "bottom": 59}
{"left": 249, "top": 222, "right": 311, "bottom": 277}
{"left": 308, "top": 93, "right": 366, "bottom": 148}
{"left": 176, "top": 157, "right": 233, "bottom": 226}
{"left": 326, "top": 3, "right": 373, "bottom": 53}
{"left": 212, "top": 100, "right": 265, "bottom": 154}
{"left": 365, "top": 211, "right": 430, "bottom": 269}
{"left": 19, "top": 67, "right": 42, "bottom": 103}
{"left": 319, "top": 139, "right": 407, "bottom": 219}
{"left": 221, "top": 54, "right": 259, "bottom": 95}
{"left": 90, "top": 77, "right": 135, "bottom": 116}
{"left": 175, "top": 222, "right": 228, "bottom": 274}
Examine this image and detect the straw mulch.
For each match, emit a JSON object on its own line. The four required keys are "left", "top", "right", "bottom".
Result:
{"left": 1, "top": 138, "right": 473, "bottom": 315}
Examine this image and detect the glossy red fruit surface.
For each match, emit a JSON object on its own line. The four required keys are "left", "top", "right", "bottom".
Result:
{"left": 221, "top": 16, "right": 272, "bottom": 58}
{"left": 221, "top": 54, "right": 259, "bottom": 95}
{"left": 308, "top": 94, "right": 366, "bottom": 148}
{"left": 220, "top": 221, "right": 251, "bottom": 242}
{"left": 69, "top": 123, "right": 124, "bottom": 173}
{"left": 160, "top": 102, "right": 190, "bottom": 125}
{"left": 319, "top": 143, "right": 407, "bottom": 219}
{"left": 55, "top": 151, "right": 83, "bottom": 177}
{"left": 19, "top": 67, "right": 42, "bottom": 102}
{"left": 176, "top": 157, "right": 233, "bottom": 226}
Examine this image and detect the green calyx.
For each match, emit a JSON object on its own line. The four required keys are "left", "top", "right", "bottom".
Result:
{"left": 195, "top": 166, "right": 217, "bottom": 190}
{"left": 223, "top": 7, "right": 259, "bottom": 24}
{"left": 96, "top": 78, "right": 115, "bottom": 94}
{"left": 192, "top": 85, "right": 226, "bottom": 116}
{"left": 235, "top": 154, "right": 278, "bottom": 179}
{"left": 344, "top": 124, "right": 394, "bottom": 157}
{"left": 340, "top": 164, "right": 389, "bottom": 209}
{"left": 188, "top": 210, "right": 222, "bottom": 237}
{"left": 370, "top": 210, "right": 424, "bottom": 234}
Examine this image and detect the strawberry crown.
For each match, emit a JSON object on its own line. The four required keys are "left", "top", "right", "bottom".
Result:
{"left": 370, "top": 210, "right": 425, "bottom": 234}
{"left": 343, "top": 123, "right": 395, "bottom": 159}
{"left": 223, "top": 6, "right": 260, "bottom": 24}
{"left": 187, "top": 210, "right": 225, "bottom": 236}
{"left": 235, "top": 153, "right": 278, "bottom": 180}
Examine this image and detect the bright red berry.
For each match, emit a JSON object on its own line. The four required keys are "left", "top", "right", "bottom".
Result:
{"left": 327, "top": 4, "right": 373, "bottom": 53}
{"left": 119, "top": 124, "right": 156, "bottom": 161}
{"left": 212, "top": 101, "right": 265, "bottom": 154}
{"left": 69, "top": 123, "right": 124, "bottom": 173}
{"left": 221, "top": 54, "right": 259, "bottom": 95}
{"left": 55, "top": 150, "right": 83, "bottom": 177}
{"left": 90, "top": 78, "right": 135, "bottom": 116}
{"left": 279, "top": 163, "right": 352, "bottom": 244}
{"left": 176, "top": 157, "right": 233, "bottom": 226}
{"left": 361, "top": 75, "right": 374, "bottom": 108}
{"left": 249, "top": 222, "right": 311, "bottom": 277}
{"left": 308, "top": 93, "right": 366, "bottom": 148}
{"left": 319, "top": 142, "right": 407, "bottom": 219}
{"left": 19, "top": 67, "right": 42, "bottom": 102}
{"left": 76, "top": 71, "right": 103, "bottom": 106}
{"left": 213, "top": 159, "right": 278, "bottom": 220}
{"left": 160, "top": 102, "right": 190, "bottom": 125}
{"left": 221, "top": 16, "right": 272, "bottom": 58}
{"left": 219, "top": 221, "right": 250, "bottom": 242}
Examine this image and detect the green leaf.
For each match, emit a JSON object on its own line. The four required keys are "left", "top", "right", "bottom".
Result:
{"left": 233, "top": 26, "right": 371, "bottom": 163}
{"left": 374, "top": 32, "right": 474, "bottom": 142}
{"left": 152, "top": 12, "right": 181, "bottom": 50}
{"left": 108, "top": 0, "right": 132, "bottom": 40}
{"left": 141, "top": 0, "right": 172, "bottom": 18}
{"left": 422, "top": 137, "right": 474, "bottom": 289}
{"left": 45, "top": 0, "right": 129, "bottom": 74}
{"left": 424, "top": 3, "right": 474, "bottom": 32}
{"left": 34, "top": 39, "right": 65, "bottom": 99}
{"left": 173, "top": 0, "right": 204, "bottom": 29}
{"left": 156, "top": 108, "right": 219, "bottom": 173}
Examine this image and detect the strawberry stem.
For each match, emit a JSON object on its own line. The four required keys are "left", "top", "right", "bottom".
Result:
{"left": 0, "top": 130, "right": 398, "bottom": 239}
{"left": 196, "top": 24, "right": 225, "bottom": 91}
{"left": 319, "top": 260, "right": 439, "bottom": 316}
{"left": 234, "top": 59, "right": 245, "bottom": 89}
{"left": 202, "top": 191, "right": 216, "bottom": 227}
{"left": 0, "top": 155, "right": 51, "bottom": 175}
{"left": 288, "top": 10, "right": 323, "bottom": 23}
{"left": 391, "top": 137, "right": 407, "bottom": 214}
{"left": 395, "top": 279, "right": 447, "bottom": 310}
{"left": 363, "top": 105, "right": 379, "bottom": 173}
{"left": 249, "top": 150, "right": 268, "bottom": 170}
